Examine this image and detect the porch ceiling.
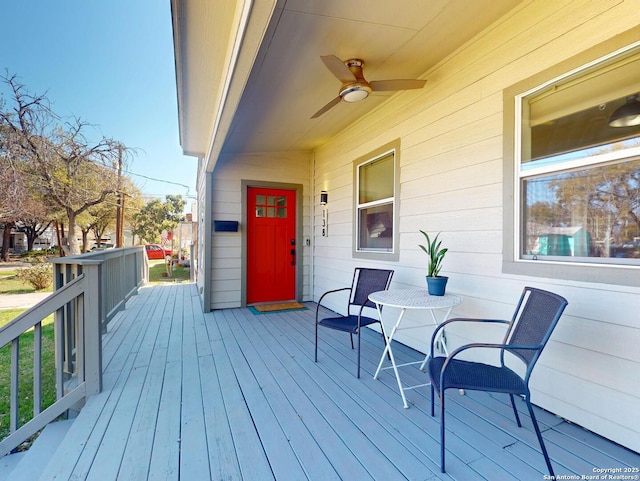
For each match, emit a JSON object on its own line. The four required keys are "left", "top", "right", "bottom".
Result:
{"left": 172, "top": 0, "right": 524, "bottom": 169}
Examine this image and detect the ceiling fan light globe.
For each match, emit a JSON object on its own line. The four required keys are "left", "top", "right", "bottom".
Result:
{"left": 609, "top": 96, "right": 640, "bottom": 127}
{"left": 609, "top": 112, "right": 640, "bottom": 127}
{"left": 340, "top": 85, "right": 371, "bottom": 102}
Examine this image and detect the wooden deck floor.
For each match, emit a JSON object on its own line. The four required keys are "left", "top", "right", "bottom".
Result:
{"left": 27, "top": 283, "right": 640, "bottom": 480}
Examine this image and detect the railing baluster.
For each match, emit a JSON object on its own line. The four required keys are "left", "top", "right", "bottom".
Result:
{"left": 76, "top": 294, "right": 85, "bottom": 386}
{"left": 54, "top": 305, "right": 65, "bottom": 401}
{"left": 10, "top": 338, "right": 19, "bottom": 434}
{"left": 34, "top": 322, "right": 42, "bottom": 416}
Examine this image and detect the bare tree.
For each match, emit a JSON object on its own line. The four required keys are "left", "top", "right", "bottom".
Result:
{"left": 0, "top": 153, "right": 16, "bottom": 260}
{"left": 0, "top": 125, "right": 31, "bottom": 260}
{"left": 17, "top": 195, "right": 56, "bottom": 251}
{"left": 0, "top": 73, "right": 130, "bottom": 254}
{"left": 0, "top": 138, "right": 22, "bottom": 219}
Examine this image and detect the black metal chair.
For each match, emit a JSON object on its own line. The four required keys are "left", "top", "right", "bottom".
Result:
{"left": 315, "top": 268, "right": 394, "bottom": 378}
{"left": 426, "top": 287, "right": 568, "bottom": 477}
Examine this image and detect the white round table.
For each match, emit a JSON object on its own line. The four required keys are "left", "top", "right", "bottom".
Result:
{"left": 369, "top": 289, "right": 462, "bottom": 408}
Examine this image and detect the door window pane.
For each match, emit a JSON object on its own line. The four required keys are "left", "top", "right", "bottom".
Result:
{"left": 256, "top": 192, "right": 289, "bottom": 218}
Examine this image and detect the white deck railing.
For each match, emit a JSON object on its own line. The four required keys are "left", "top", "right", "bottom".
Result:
{"left": 0, "top": 246, "right": 147, "bottom": 457}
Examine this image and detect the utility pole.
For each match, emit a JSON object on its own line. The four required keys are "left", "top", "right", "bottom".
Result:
{"left": 119, "top": 192, "right": 126, "bottom": 247}
{"left": 115, "top": 145, "right": 123, "bottom": 247}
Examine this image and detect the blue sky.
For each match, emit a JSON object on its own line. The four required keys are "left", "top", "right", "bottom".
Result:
{"left": 0, "top": 1, "right": 196, "bottom": 203}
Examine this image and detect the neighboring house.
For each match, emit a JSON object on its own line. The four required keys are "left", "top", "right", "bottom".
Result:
{"left": 0, "top": 226, "right": 26, "bottom": 253}
{"left": 526, "top": 224, "right": 591, "bottom": 257}
{"left": 0, "top": 226, "right": 55, "bottom": 252}
{"left": 170, "top": 0, "right": 640, "bottom": 454}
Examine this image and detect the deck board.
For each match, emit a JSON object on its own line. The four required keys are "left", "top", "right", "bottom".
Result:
{"left": 272, "top": 308, "right": 490, "bottom": 480}
{"left": 277, "top": 310, "right": 500, "bottom": 469}
{"left": 208, "top": 336, "right": 275, "bottom": 481}
{"left": 228, "top": 308, "right": 418, "bottom": 481}
{"left": 117, "top": 346, "right": 168, "bottom": 480}
{"left": 226, "top": 320, "right": 345, "bottom": 480}
{"left": 216, "top": 309, "right": 312, "bottom": 481}
{"left": 22, "top": 283, "right": 639, "bottom": 481}
{"left": 242, "top": 310, "right": 438, "bottom": 479}
{"left": 198, "top": 353, "right": 244, "bottom": 481}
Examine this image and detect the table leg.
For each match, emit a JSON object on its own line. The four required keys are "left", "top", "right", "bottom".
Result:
{"left": 373, "top": 303, "right": 388, "bottom": 379}
{"left": 419, "top": 306, "right": 453, "bottom": 371}
{"left": 373, "top": 307, "right": 410, "bottom": 409}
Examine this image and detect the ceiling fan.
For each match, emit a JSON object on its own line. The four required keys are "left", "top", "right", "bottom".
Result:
{"left": 311, "top": 55, "right": 427, "bottom": 119}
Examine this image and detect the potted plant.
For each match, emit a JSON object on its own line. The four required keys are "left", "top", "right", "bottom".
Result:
{"left": 419, "top": 230, "right": 448, "bottom": 296}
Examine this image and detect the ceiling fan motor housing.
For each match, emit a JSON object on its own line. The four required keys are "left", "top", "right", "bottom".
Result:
{"left": 339, "top": 59, "right": 372, "bottom": 102}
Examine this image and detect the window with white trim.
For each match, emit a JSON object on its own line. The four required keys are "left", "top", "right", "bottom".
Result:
{"left": 515, "top": 45, "right": 640, "bottom": 267}
{"left": 354, "top": 143, "right": 398, "bottom": 259}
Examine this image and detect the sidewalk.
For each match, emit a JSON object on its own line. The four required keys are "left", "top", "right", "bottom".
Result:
{"left": 0, "top": 292, "right": 51, "bottom": 310}
{"left": 1, "top": 262, "right": 51, "bottom": 310}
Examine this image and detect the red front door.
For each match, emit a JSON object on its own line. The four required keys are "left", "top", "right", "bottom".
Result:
{"left": 247, "top": 187, "right": 296, "bottom": 304}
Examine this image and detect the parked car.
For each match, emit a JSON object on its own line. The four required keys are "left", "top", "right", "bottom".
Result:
{"left": 144, "top": 244, "right": 173, "bottom": 260}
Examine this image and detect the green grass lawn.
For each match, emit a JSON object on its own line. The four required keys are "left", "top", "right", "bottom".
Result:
{"left": 0, "top": 309, "right": 56, "bottom": 444}
{"left": 147, "top": 260, "right": 192, "bottom": 283}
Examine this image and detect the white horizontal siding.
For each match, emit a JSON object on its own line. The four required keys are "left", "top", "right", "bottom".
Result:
{"left": 312, "top": 0, "right": 640, "bottom": 452}
{"left": 209, "top": 151, "right": 312, "bottom": 309}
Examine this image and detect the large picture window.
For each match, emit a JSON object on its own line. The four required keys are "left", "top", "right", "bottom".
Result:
{"left": 353, "top": 140, "right": 399, "bottom": 260}
{"left": 516, "top": 45, "right": 640, "bottom": 267}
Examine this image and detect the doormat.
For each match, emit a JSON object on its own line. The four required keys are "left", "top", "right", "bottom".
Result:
{"left": 249, "top": 302, "right": 308, "bottom": 314}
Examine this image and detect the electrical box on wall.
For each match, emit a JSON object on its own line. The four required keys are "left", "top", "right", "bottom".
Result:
{"left": 213, "top": 220, "right": 239, "bottom": 232}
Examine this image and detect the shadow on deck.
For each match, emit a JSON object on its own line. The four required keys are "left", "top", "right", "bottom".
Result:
{"left": 16, "top": 283, "right": 640, "bottom": 480}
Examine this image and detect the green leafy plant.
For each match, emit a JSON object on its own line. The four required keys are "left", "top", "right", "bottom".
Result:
{"left": 418, "top": 230, "right": 448, "bottom": 277}
{"left": 16, "top": 263, "right": 53, "bottom": 290}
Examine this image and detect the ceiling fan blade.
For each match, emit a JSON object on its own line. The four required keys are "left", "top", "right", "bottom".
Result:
{"left": 311, "top": 96, "right": 342, "bottom": 119}
{"left": 321, "top": 55, "right": 356, "bottom": 83}
{"left": 370, "top": 79, "right": 426, "bottom": 91}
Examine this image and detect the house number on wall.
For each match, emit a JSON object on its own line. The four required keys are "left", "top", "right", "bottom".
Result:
{"left": 322, "top": 207, "right": 328, "bottom": 237}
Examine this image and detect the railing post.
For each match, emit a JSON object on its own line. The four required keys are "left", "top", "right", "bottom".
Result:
{"left": 83, "top": 263, "right": 102, "bottom": 395}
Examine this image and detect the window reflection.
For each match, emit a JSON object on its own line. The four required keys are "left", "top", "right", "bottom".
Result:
{"left": 523, "top": 160, "right": 640, "bottom": 259}
{"left": 358, "top": 203, "right": 393, "bottom": 251}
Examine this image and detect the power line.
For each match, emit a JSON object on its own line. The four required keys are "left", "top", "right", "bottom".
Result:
{"left": 121, "top": 168, "right": 193, "bottom": 191}
{"left": 2, "top": 147, "right": 196, "bottom": 198}
{"left": 116, "top": 167, "right": 196, "bottom": 199}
